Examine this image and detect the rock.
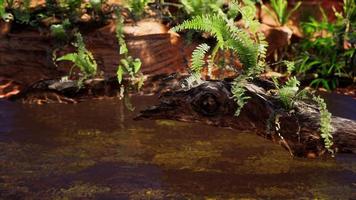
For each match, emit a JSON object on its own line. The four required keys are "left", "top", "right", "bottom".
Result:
{"left": 0, "top": 21, "right": 190, "bottom": 99}
{"left": 260, "top": 24, "right": 293, "bottom": 61}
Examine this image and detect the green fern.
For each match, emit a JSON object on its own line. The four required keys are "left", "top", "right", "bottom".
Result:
{"left": 232, "top": 75, "right": 250, "bottom": 116}
{"left": 273, "top": 76, "right": 308, "bottom": 110}
{"left": 278, "top": 77, "right": 300, "bottom": 109}
{"left": 225, "top": 20, "right": 260, "bottom": 71}
{"left": 172, "top": 14, "right": 228, "bottom": 49}
{"left": 313, "top": 95, "right": 334, "bottom": 154}
{"left": 171, "top": 14, "right": 259, "bottom": 71}
{"left": 172, "top": 0, "right": 267, "bottom": 116}
{"left": 191, "top": 43, "right": 210, "bottom": 75}
{"left": 57, "top": 32, "right": 98, "bottom": 79}
{"left": 255, "top": 32, "right": 268, "bottom": 74}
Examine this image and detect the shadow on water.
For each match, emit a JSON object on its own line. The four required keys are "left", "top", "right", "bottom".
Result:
{"left": 0, "top": 94, "right": 355, "bottom": 199}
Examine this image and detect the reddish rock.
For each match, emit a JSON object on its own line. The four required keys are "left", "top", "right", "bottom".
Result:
{"left": 260, "top": 24, "right": 293, "bottom": 61}
{"left": 0, "top": 20, "right": 189, "bottom": 99}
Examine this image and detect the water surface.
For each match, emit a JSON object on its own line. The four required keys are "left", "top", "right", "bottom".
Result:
{"left": 0, "top": 95, "right": 355, "bottom": 199}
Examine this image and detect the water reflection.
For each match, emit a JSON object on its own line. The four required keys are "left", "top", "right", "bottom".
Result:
{"left": 0, "top": 96, "right": 355, "bottom": 199}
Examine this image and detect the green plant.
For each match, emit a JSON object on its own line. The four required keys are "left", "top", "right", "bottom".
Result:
{"left": 313, "top": 95, "right": 334, "bottom": 154}
{"left": 273, "top": 76, "right": 307, "bottom": 110}
{"left": 180, "top": 0, "right": 224, "bottom": 17}
{"left": 10, "top": 0, "right": 31, "bottom": 24}
{"left": 231, "top": 75, "right": 250, "bottom": 116}
{"left": 0, "top": 0, "right": 13, "bottom": 23}
{"left": 190, "top": 43, "right": 210, "bottom": 76}
{"left": 272, "top": 75, "right": 334, "bottom": 154}
{"left": 294, "top": 3, "right": 355, "bottom": 90}
{"left": 56, "top": 32, "right": 98, "bottom": 80}
{"left": 263, "top": 0, "right": 301, "bottom": 26}
{"left": 50, "top": 19, "right": 71, "bottom": 41}
{"left": 172, "top": 0, "right": 267, "bottom": 116}
{"left": 124, "top": 0, "right": 153, "bottom": 20}
{"left": 115, "top": 9, "right": 143, "bottom": 88}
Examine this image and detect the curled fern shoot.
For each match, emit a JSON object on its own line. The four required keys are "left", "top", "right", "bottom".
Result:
{"left": 313, "top": 95, "right": 334, "bottom": 154}
{"left": 191, "top": 43, "right": 210, "bottom": 75}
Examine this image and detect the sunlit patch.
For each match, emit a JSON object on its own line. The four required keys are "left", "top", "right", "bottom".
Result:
{"left": 0, "top": 79, "right": 21, "bottom": 99}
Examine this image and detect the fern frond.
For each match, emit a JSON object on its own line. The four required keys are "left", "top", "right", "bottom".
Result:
{"left": 172, "top": 14, "right": 260, "bottom": 71}
{"left": 255, "top": 32, "right": 268, "bottom": 75}
{"left": 285, "top": 76, "right": 300, "bottom": 88}
{"left": 171, "top": 14, "right": 228, "bottom": 48}
{"left": 313, "top": 95, "right": 334, "bottom": 154}
{"left": 227, "top": 0, "right": 240, "bottom": 19}
{"left": 225, "top": 22, "right": 259, "bottom": 71}
{"left": 277, "top": 76, "right": 300, "bottom": 109}
{"left": 191, "top": 43, "right": 210, "bottom": 74}
{"left": 232, "top": 75, "right": 250, "bottom": 116}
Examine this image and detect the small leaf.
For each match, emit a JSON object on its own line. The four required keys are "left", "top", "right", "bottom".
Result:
{"left": 137, "top": 75, "right": 145, "bottom": 89}
{"left": 117, "top": 65, "right": 124, "bottom": 83}
{"left": 120, "top": 44, "right": 128, "bottom": 55}
{"left": 133, "top": 58, "right": 142, "bottom": 74}
{"left": 56, "top": 53, "right": 78, "bottom": 62}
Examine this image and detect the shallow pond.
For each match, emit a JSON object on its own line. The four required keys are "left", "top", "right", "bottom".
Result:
{"left": 0, "top": 95, "right": 355, "bottom": 199}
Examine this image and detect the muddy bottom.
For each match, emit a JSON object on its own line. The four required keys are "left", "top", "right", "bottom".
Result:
{"left": 0, "top": 96, "right": 355, "bottom": 199}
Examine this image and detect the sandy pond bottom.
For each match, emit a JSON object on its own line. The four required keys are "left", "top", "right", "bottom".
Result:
{"left": 0, "top": 96, "right": 355, "bottom": 199}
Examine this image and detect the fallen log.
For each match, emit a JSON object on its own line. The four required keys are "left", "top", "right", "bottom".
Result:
{"left": 137, "top": 79, "right": 356, "bottom": 157}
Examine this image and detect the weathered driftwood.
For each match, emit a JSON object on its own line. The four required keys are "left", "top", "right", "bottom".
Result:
{"left": 137, "top": 79, "right": 356, "bottom": 157}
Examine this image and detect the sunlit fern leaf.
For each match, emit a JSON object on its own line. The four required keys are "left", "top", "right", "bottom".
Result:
{"left": 227, "top": 1, "right": 240, "bottom": 20}
{"left": 225, "top": 22, "right": 259, "bottom": 71}
{"left": 191, "top": 43, "right": 210, "bottom": 75}
{"left": 171, "top": 14, "right": 228, "bottom": 49}
{"left": 236, "top": 0, "right": 258, "bottom": 31}
{"left": 313, "top": 95, "right": 334, "bottom": 154}
{"left": 256, "top": 32, "right": 268, "bottom": 74}
{"left": 232, "top": 75, "right": 250, "bottom": 116}
{"left": 171, "top": 14, "right": 259, "bottom": 71}
{"left": 278, "top": 76, "right": 300, "bottom": 109}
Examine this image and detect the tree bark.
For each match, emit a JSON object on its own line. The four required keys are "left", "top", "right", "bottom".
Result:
{"left": 137, "top": 79, "right": 356, "bottom": 157}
